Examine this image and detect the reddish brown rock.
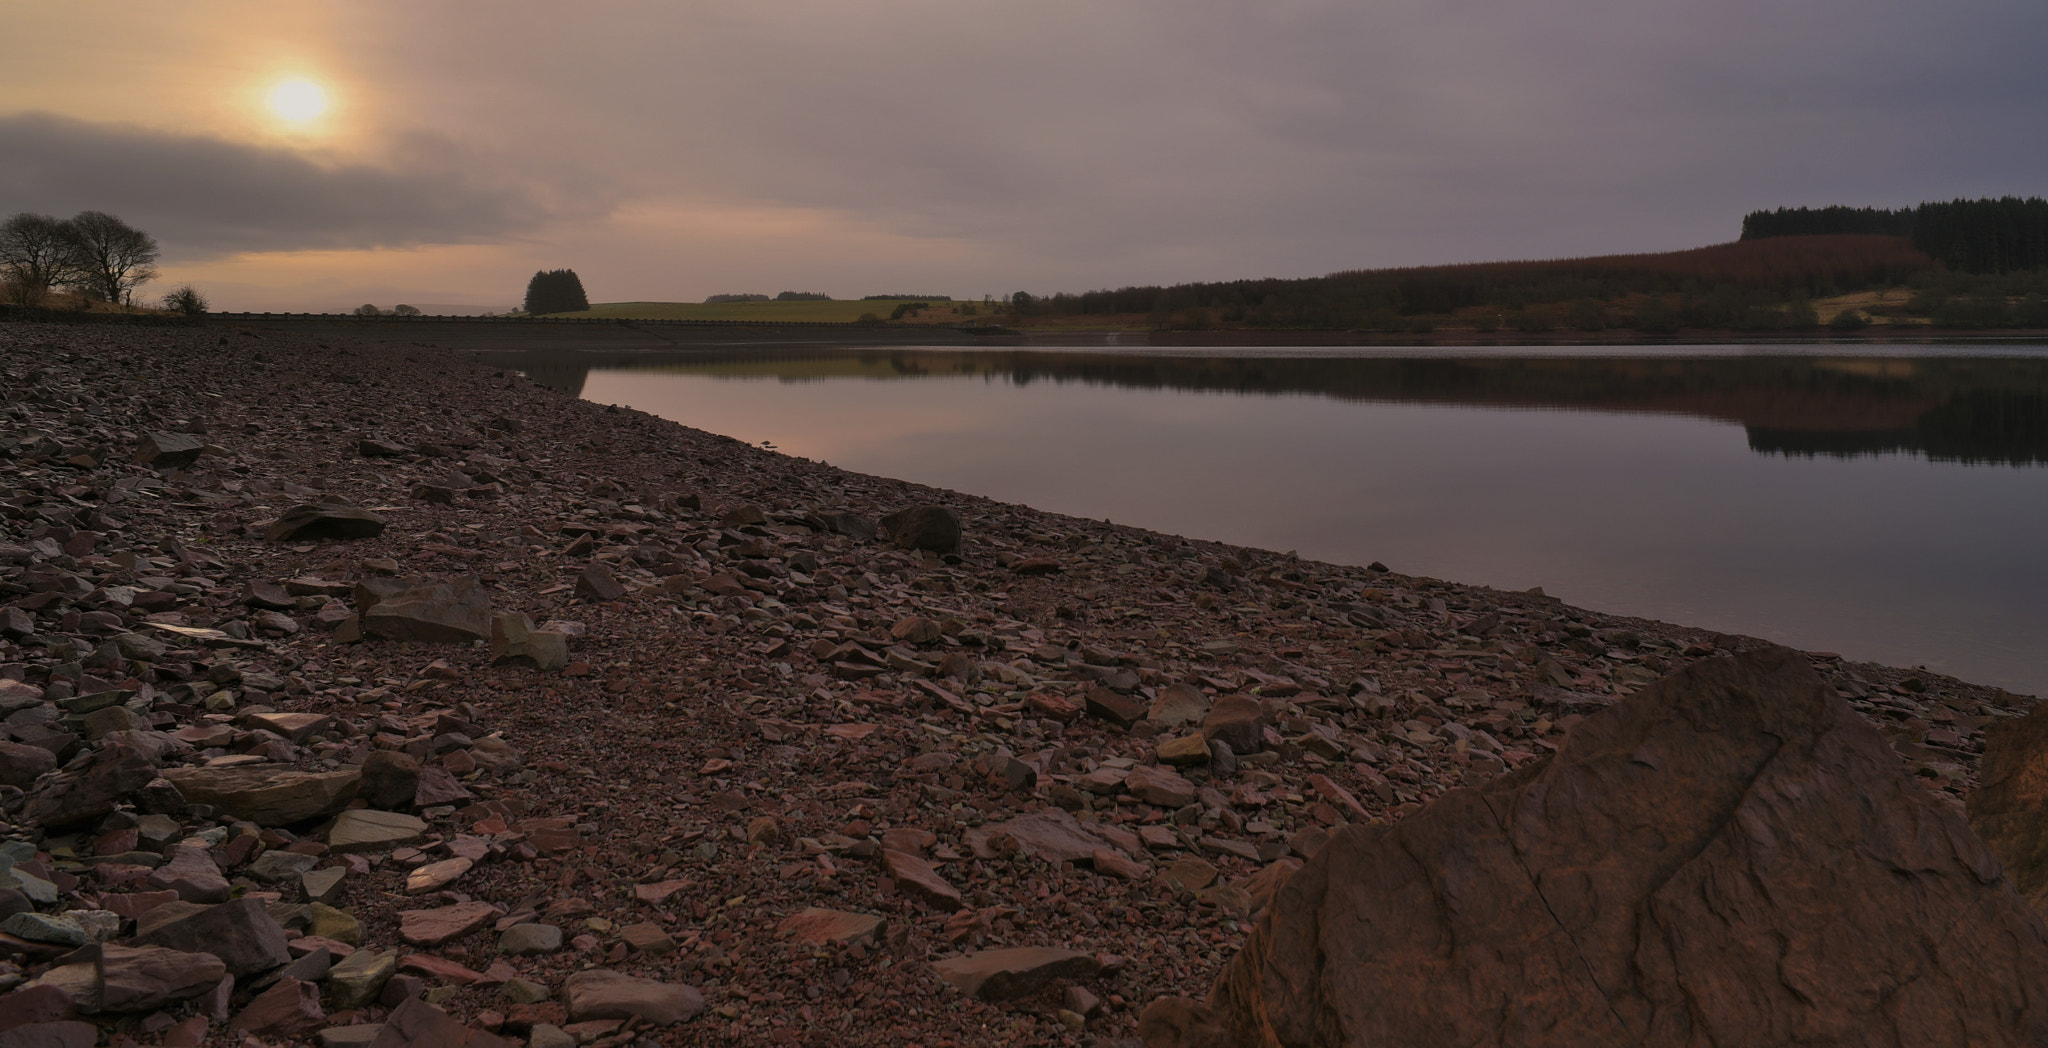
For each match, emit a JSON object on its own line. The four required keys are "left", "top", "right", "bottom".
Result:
{"left": 0, "top": 742, "right": 56, "bottom": 791}
{"left": 1083, "top": 686, "right": 1149, "bottom": 729}
{"left": 883, "top": 849, "right": 964, "bottom": 912}
{"left": 1199, "top": 695, "right": 1267, "bottom": 754}
{"left": 1141, "top": 648, "right": 2048, "bottom": 1047}
{"left": 230, "top": 976, "right": 323, "bottom": 1038}
{"left": 777, "top": 908, "right": 886, "bottom": 947}
{"left": 1124, "top": 764, "right": 1197, "bottom": 808}
{"left": 370, "top": 995, "right": 514, "bottom": 1048}
{"left": 97, "top": 944, "right": 227, "bottom": 1012}
{"left": 398, "top": 901, "right": 498, "bottom": 947}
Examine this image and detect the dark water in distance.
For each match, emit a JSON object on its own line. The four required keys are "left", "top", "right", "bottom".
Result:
{"left": 500, "top": 345, "right": 2048, "bottom": 695}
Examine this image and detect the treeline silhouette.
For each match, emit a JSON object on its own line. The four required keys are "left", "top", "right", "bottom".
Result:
{"left": 1743, "top": 197, "right": 2048, "bottom": 273}
{"left": 1014, "top": 237, "right": 1929, "bottom": 330}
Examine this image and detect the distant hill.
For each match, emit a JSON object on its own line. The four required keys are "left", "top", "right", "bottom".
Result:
{"left": 540, "top": 299, "right": 983, "bottom": 324}
{"left": 1014, "top": 236, "right": 1933, "bottom": 332}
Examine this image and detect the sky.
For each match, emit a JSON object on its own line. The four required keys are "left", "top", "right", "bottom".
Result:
{"left": 3, "top": 0, "right": 2044, "bottom": 312}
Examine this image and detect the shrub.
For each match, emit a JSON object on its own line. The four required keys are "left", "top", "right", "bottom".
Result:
{"left": 162, "top": 284, "right": 208, "bottom": 315}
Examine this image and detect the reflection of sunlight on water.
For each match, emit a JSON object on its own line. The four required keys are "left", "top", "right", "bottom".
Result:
{"left": 574, "top": 351, "right": 2048, "bottom": 695}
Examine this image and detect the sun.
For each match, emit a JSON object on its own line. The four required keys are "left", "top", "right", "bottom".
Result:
{"left": 268, "top": 79, "right": 329, "bottom": 124}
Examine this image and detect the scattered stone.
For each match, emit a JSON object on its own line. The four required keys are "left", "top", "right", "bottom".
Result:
{"left": 498, "top": 924, "right": 562, "bottom": 955}
{"left": 327, "top": 949, "right": 398, "bottom": 1010}
{"left": 0, "top": 914, "right": 84, "bottom": 947}
{"left": 620, "top": 922, "right": 674, "bottom": 954}
{"left": 574, "top": 564, "right": 626, "bottom": 603}
{"left": 405, "top": 857, "right": 473, "bottom": 894}
{"left": 145, "top": 844, "right": 230, "bottom": 903}
{"left": 302, "top": 867, "right": 347, "bottom": 906}
{"left": 133, "top": 432, "right": 206, "bottom": 469}
{"left": 1124, "top": 764, "right": 1197, "bottom": 808}
{"left": 1149, "top": 683, "right": 1211, "bottom": 727}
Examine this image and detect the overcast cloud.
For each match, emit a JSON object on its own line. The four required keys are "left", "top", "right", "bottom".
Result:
{"left": 3, "top": 0, "right": 2044, "bottom": 308}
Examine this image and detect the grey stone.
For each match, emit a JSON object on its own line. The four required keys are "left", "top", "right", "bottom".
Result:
{"left": 498, "top": 923, "right": 562, "bottom": 955}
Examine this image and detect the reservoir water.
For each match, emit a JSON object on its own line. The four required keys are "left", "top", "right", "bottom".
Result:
{"left": 504, "top": 344, "right": 2048, "bottom": 696}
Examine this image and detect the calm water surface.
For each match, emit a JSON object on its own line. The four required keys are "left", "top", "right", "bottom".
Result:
{"left": 519, "top": 345, "right": 2048, "bottom": 695}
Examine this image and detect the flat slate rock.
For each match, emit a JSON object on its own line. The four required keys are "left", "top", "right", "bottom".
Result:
{"left": 777, "top": 908, "right": 886, "bottom": 946}
{"left": 966, "top": 809, "right": 1116, "bottom": 866}
{"left": 1140, "top": 647, "right": 2048, "bottom": 1048}
{"left": 328, "top": 810, "right": 427, "bottom": 852}
{"left": 265, "top": 503, "right": 388, "bottom": 542}
{"left": 160, "top": 767, "right": 360, "bottom": 827}
{"left": 561, "top": 969, "right": 705, "bottom": 1026}
{"left": 931, "top": 947, "right": 1101, "bottom": 1001}
{"left": 397, "top": 901, "right": 497, "bottom": 947}
{"left": 362, "top": 576, "right": 491, "bottom": 643}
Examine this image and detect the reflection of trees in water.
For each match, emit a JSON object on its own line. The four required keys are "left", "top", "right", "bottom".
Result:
{"left": 1751, "top": 390, "right": 2048, "bottom": 466}
{"left": 484, "top": 348, "right": 2048, "bottom": 467}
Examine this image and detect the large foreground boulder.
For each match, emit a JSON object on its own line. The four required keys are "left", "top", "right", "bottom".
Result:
{"left": 1141, "top": 647, "right": 2048, "bottom": 1047}
{"left": 1968, "top": 700, "right": 2048, "bottom": 918}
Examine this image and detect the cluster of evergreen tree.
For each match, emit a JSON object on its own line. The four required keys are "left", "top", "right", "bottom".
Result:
{"left": 1741, "top": 206, "right": 1915, "bottom": 239}
{"left": 775, "top": 291, "right": 831, "bottom": 301}
{"left": 523, "top": 269, "right": 589, "bottom": 314}
{"left": 704, "top": 293, "right": 769, "bottom": 303}
{"left": 1743, "top": 197, "right": 2048, "bottom": 273}
{"left": 1913, "top": 198, "right": 2048, "bottom": 274}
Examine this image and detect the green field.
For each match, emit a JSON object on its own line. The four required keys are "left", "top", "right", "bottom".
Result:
{"left": 536, "top": 299, "right": 948, "bottom": 323}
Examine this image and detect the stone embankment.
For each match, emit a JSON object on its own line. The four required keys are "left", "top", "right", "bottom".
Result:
{"left": 0, "top": 321, "right": 2031, "bottom": 1046}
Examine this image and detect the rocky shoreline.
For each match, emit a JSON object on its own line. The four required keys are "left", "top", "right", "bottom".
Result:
{"left": 0, "top": 320, "right": 2028, "bottom": 1047}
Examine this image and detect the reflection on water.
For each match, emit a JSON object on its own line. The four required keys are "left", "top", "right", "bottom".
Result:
{"left": 490, "top": 345, "right": 2048, "bottom": 694}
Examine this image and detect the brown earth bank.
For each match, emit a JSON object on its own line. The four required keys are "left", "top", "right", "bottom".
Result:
{"left": 0, "top": 320, "right": 2032, "bottom": 1047}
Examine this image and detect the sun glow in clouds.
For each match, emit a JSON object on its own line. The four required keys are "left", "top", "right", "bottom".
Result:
{"left": 267, "top": 79, "right": 328, "bottom": 124}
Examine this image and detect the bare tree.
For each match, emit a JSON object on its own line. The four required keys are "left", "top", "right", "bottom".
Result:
{"left": 64, "top": 211, "right": 158, "bottom": 306}
{"left": 0, "top": 212, "right": 81, "bottom": 307}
